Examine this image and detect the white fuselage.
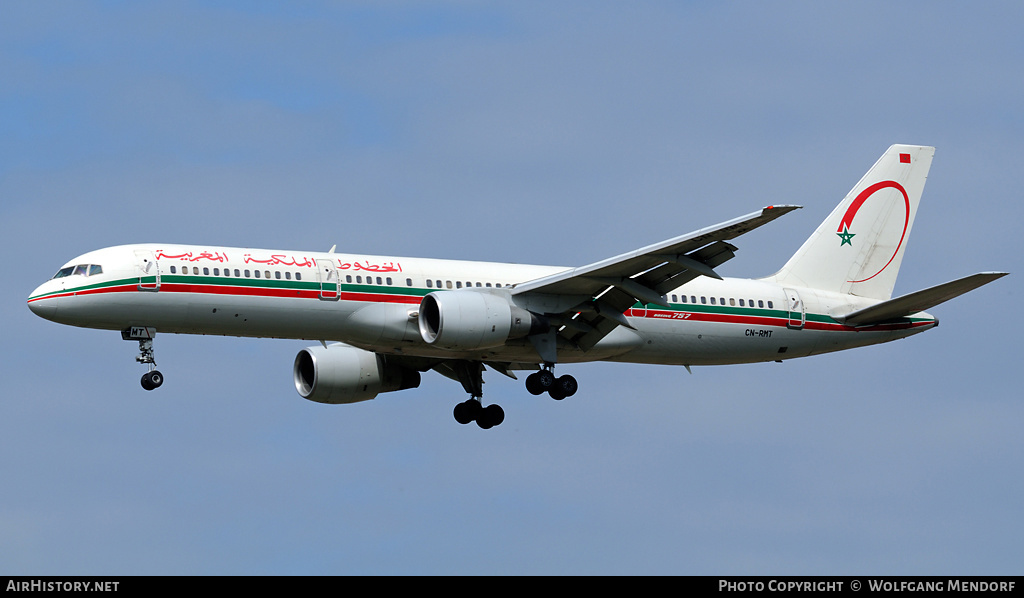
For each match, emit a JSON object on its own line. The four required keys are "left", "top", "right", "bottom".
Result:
{"left": 27, "top": 243, "right": 937, "bottom": 368}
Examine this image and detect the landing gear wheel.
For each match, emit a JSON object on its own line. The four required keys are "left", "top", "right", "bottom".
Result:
{"left": 554, "top": 374, "right": 577, "bottom": 398}
{"left": 140, "top": 370, "right": 164, "bottom": 391}
{"left": 477, "top": 404, "right": 505, "bottom": 430}
{"left": 453, "top": 399, "right": 503, "bottom": 429}
{"left": 454, "top": 399, "right": 481, "bottom": 425}
{"left": 526, "top": 370, "right": 555, "bottom": 395}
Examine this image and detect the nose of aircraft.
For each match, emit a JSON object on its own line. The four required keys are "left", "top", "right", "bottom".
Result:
{"left": 27, "top": 284, "right": 59, "bottom": 321}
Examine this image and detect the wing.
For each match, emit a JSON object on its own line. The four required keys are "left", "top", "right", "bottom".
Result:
{"left": 512, "top": 205, "right": 800, "bottom": 351}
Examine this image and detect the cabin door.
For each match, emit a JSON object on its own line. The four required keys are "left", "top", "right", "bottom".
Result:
{"left": 316, "top": 258, "right": 339, "bottom": 301}
{"left": 784, "top": 288, "right": 805, "bottom": 330}
{"left": 134, "top": 250, "right": 161, "bottom": 291}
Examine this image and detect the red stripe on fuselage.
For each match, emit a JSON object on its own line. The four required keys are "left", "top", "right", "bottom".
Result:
{"left": 35, "top": 283, "right": 932, "bottom": 333}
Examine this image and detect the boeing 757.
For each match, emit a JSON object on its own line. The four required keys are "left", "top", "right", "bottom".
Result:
{"left": 27, "top": 145, "right": 1007, "bottom": 428}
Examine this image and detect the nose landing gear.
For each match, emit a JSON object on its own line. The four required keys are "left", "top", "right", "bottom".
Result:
{"left": 122, "top": 327, "right": 163, "bottom": 391}
{"left": 140, "top": 368, "right": 164, "bottom": 391}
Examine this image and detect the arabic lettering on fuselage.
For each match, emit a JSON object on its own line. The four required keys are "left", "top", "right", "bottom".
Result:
{"left": 337, "top": 260, "right": 403, "bottom": 273}
{"left": 155, "top": 250, "right": 229, "bottom": 263}
{"left": 243, "top": 254, "right": 315, "bottom": 268}
{"left": 153, "top": 250, "right": 399, "bottom": 271}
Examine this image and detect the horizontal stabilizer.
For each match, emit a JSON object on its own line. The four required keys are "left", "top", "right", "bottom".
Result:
{"left": 836, "top": 272, "right": 1008, "bottom": 326}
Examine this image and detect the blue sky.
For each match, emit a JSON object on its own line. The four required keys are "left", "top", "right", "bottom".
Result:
{"left": 2, "top": 1, "right": 1021, "bottom": 574}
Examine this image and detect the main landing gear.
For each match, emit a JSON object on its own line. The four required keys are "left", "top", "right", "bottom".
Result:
{"left": 525, "top": 365, "right": 578, "bottom": 401}
{"left": 448, "top": 362, "right": 579, "bottom": 429}
{"left": 449, "top": 361, "right": 504, "bottom": 429}
{"left": 454, "top": 399, "right": 505, "bottom": 430}
{"left": 122, "top": 327, "right": 163, "bottom": 391}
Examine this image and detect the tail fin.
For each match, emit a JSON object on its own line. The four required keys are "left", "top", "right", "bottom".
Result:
{"left": 771, "top": 144, "right": 934, "bottom": 300}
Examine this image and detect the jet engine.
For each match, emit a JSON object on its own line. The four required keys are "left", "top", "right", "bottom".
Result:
{"left": 293, "top": 343, "right": 420, "bottom": 404}
{"left": 417, "top": 290, "right": 545, "bottom": 351}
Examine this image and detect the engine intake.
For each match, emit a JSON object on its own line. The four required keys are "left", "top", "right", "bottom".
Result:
{"left": 418, "top": 290, "right": 545, "bottom": 351}
{"left": 293, "top": 344, "right": 420, "bottom": 404}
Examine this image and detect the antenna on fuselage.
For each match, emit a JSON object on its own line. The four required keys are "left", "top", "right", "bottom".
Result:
{"left": 328, "top": 245, "right": 336, "bottom": 254}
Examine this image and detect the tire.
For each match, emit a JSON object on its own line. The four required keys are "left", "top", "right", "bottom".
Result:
{"left": 556, "top": 374, "right": 577, "bottom": 398}
{"left": 525, "top": 372, "right": 545, "bottom": 395}
{"left": 454, "top": 401, "right": 475, "bottom": 425}
{"left": 485, "top": 404, "right": 504, "bottom": 427}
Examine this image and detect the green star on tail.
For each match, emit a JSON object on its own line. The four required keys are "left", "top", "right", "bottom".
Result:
{"left": 837, "top": 225, "right": 855, "bottom": 246}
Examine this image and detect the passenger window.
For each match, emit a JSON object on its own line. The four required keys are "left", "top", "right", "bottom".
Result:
{"left": 446, "top": 281, "right": 452, "bottom": 289}
{"left": 427, "top": 280, "right": 433, "bottom": 288}
{"left": 224, "top": 269, "right": 230, "bottom": 277}
{"left": 406, "top": 278, "right": 413, "bottom": 287}
{"left": 254, "top": 270, "right": 261, "bottom": 278}
{"left": 244, "top": 270, "right": 250, "bottom": 278}
{"left": 213, "top": 268, "right": 219, "bottom": 276}
{"left": 203, "top": 267, "right": 210, "bottom": 276}
{"left": 701, "top": 296, "right": 707, "bottom": 304}
{"left": 265, "top": 270, "right": 270, "bottom": 279}
{"left": 739, "top": 299, "right": 745, "bottom": 307}
{"left": 456, "top": 281, "right": 463, "bottom": 289}
{"left": 234, "top": 269, "right": 241, "bottom": 277}
{"left": 436, "top": 280, "right": 442, "bottom": 288}
{"left": 710, "top": 297, "right": 716, "bottom": 305}
{"left": 485, "top": 283, "right": 492, "bottom": 288}
{"left": 356, "top": 276, "right": 362, "bottom": 283}
{"left": 671, "top": 295, "right": 677, "bottom": 302}
{"left": 275, "top": 271, "right": 281, "bottom": 280}
{"left": 296, "top": 273, "right": 301, "bottom": 281}
{"left": 729, "top": 298, "right": 735, "bottom": 306}
{"left": 386, "top": 277, "right": 392, "bottom": 285}
{"left": 170, "top": 266, "right": 177, "bottom": 274}
{"left": 476, "top": 282, "right": 482, "bottom": 287}
{"left": 758, "top": 300, "right": 764, "bottom": 308}
{"left": 681, "top": 295, "right": 687, "bottom": 304}
{"left": 720, "top": 298, "right": 725, "bottom": 305}
{"left": 376, "top": 277, "right": 382, "bottom": 285}
{"left": 768, "top": 301, "right": 774, "bottom": 309}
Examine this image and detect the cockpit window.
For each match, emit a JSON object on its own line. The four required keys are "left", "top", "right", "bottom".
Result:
{"left": 52, "top": 264, "right": 103, "bottom": 279}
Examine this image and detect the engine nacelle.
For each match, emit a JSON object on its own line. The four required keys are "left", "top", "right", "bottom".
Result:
{"left": 418, "top": 290, "right": 544, "bottom": 351}
{"left": 293, "top": 344, "right": 420, "bottom": 404}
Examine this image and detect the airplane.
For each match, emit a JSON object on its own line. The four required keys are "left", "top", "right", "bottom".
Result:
{"left": 27, "top": 144, "right": 1007, "bottom": 429}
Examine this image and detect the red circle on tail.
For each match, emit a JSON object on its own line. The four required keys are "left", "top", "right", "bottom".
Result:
{"left": 838, "top": 180, "right": 910, "bottom": 283}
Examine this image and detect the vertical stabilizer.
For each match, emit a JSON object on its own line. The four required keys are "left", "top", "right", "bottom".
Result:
{"left": 771, "top": 144, "right": 934, "bottom": 300}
